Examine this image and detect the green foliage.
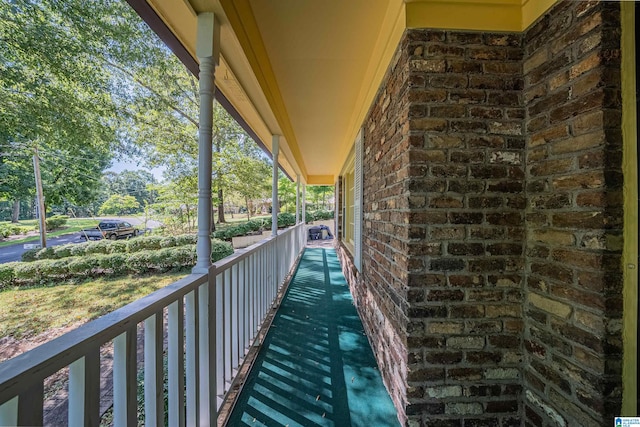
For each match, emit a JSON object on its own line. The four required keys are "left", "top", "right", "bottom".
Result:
{"left": 211, "top": 241, "right": 234, "bottom": 262}
{"left": 83, "top": 239, "right": 114, "bottom": 256}
{"left": 34, "top": 215, "right": 69, "bottom": 231}
{"left": 0, "top": 263, "right": 17, "bottom": 289}
{"left": 98, "top": 194, "right": 141, "bottom": 215}
{"left": 13, "top": 262, "right": 40, "bottom": 282}
{"left": 0, "top": 1, "right": 116, "bottom": 207}
{"left": 53, "top": 244, "right": 73, "bottom": 259}
{"left": 40, "top": 258, "right": 70, "bottom": 278}
{"left": 3, "top": 239, "right": 233, "bottom": 288}
{"left": 0, "top": 224, "right": 31, "bottom": 238}
{"left": 126, "top": 236, "right": 163, "bottom": 252}
{"left": 174, "top": 234, "right": 197, "bottom": 246}
{"left": 21, "top": 248, "right": 38, "bottom": 262}
{"left": 34, "top": 247, "right": 55, "bottom": 260}
{"left": 305, "top": 210, "right": 335, "bottom": 222}
{"left": 277, "top": 213, "right": 296, "bottom": 227}
{"left": 98, "top": 253, "right": 128, "bottom": 275}
{"left": 21, "top": 234, "right": 199, "bottom": 262}
{"left": 159, "top": 236, "right": 176, "bottom": 248}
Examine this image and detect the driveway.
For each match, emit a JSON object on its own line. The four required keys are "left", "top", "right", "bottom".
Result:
{"left": 0, "top": 217, "right": 163, "bottom": 264}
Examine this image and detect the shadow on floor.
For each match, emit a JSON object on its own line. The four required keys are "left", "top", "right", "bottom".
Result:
{"left": 227, "top": 248, "right": 399, "bottom": 427}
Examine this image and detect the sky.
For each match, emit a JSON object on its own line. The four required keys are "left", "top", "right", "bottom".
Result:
{"left": 106, "top": 159, "right": 166, "bottom": 181}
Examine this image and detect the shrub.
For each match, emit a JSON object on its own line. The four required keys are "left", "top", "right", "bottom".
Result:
{"left": 21, "top": 249, "right": 39, "bottom": 262}
{"left": 34, "top": 215, "right": 69, "bottom": 231}
{"left": 126, "top": 236, "right": 163, "bottom": 252}
{"left": 40, "top": 258, "right": 70, "bottom": 278}
{"left": 34, "top": 247, "right": 55, "bottom": 260}
{"left": 0, "top": 263, "right": 17, "bottom": 289}
{"left": 14, "top": 262, "right": 41, "bottom": 282}
{"left": 160, "top": 236, "right": 176, "bottom": 248}
{"left": 0, "top": 224, "right": 31, "bottom": 238}
{"left": 126, "top": 251, "right": 154, "bottom": 273}
{"left": 67, "top": 257, "right": 100, "bottom": 275}
{"left": 70, "top": 242, "right": 91, "bottom": 257}
{"left": 212, "top": 240, "right": 234, "bottom": 262}
{"left": 172, "top": 245, "right": 197, "bottom": 267}
{"left": 277, "top": 212, "right": 296, "bottom": 227}
{"left": 98, "top": 253, "right": 128, "bottom": 274}
{"left": 108, "top": 240, "right": 127, "bottom": 254}
{"left": 53, "top": 244, "right": 73, "bottom": 259}
{"left": 174, "top": 234, "right": 197, "bottom": 246}
{"left": 84, "top": 239, "right": 114, "bottom": 255}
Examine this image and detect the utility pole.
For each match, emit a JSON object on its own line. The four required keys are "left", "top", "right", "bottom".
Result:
{"left": 33, "top": 145, "right": 46, "bottom": 248}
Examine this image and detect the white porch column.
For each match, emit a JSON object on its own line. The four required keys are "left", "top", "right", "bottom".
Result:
{"left": 302, "top": 185, "right": 306, "bottom": 224}
{"left": 193, "top": 13, "right": 220, "bottom": 274}
{"left": 295, "top": 174, "right": 300, "bottom": 224}
{"left": 271, "top": 135, "right": 280, "bottom": 236}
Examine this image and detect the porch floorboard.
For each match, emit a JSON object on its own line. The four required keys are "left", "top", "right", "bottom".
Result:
{"left": 226, "top": 247, "right": 399, "bottom": 427}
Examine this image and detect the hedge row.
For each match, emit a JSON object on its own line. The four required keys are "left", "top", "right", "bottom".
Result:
{"left": 212, "top": 213, "right": 297, "bottom": 241}
{"left": 22, "top": 234, "right": 199, "bottom": 262}
{"left": 0, "top": 224, "right": 31, "bottom": 238}
{"left": 305, "top": 210, "right": 334, "bottom": 222}
{"left": 1, "top": 242, "right": 234, "bottom": 289}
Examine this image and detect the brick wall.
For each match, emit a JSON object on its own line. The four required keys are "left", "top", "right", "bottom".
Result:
{"left": 523, "top": 2, "right": 624, "bottom": 425}
{"left": 402, "top": 30, "right": 526, "bottom": 426}
{"left": 336, "top": 1, "right": 625, "bottom": 425}
{"left": 338, "top": 39, "right": 413, "bottom": 424}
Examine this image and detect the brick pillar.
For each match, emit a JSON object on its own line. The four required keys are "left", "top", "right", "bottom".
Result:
{"left": 523, "top": 1, "right": 624, "bottom": 425}
{"left": 402, "top": 30, "right": 526, "bottom": 426}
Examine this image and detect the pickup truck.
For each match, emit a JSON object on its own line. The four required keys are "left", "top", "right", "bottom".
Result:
{"left": 81, "top": 220, "right": 139, "bottom": 240}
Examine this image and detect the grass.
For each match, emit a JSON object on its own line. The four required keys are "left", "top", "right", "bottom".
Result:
{"left": 0, "top": 271, "right": 187, "bottom": 340}
{"left": 0, "top": 218, "right": 98, "bottom": 248}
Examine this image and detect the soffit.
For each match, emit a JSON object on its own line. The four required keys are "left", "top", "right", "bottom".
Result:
{"left": 142, "top": 0, "right": 558, "bottom": 185}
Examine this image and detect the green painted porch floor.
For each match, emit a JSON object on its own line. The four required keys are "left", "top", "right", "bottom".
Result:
{"left": 227, "top": 248, "right": 399, "bottom": 427}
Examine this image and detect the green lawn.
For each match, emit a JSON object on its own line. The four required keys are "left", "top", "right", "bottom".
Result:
{"left": 0, "top": 271, "right": 187, "bottom": 340}
{"left": 0, "top": 218, "right": 98, "bottom": 248}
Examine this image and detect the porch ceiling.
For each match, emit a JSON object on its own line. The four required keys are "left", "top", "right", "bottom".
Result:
{"left": 141, "top": 0, "right": 556, "bottom": 185}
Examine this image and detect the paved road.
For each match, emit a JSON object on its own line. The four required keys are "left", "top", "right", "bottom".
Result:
{"left": 0, "top": 217, "right": 162, "bottom": 264}
{"left": 0, "top": 233, "right": 86, "bottom": 264}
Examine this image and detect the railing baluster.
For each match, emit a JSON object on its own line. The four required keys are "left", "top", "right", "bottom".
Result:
{"left": 0, "top": 396, "right": 18, "bottom": 426}
{"left": 250, "top": 252, "right": 256, "bottom": 342}
{"left": 17, "top": 383, "right": 43, "bottom": 426}
{"left": 215, "top": 271, "right": 224, "bottom": 402}
{"left": 185, "top": 289, "right": 199, "bottom": 426}
{"left": 69, "top": 349, "right": 100, "bottom": 427}
{"left": 239, "top": 259, "right": 246, "bottom": 356}
{"left": 198, "top": 275, "right": 216, "bottom": 424}
{"left": 168, "top": 300, "right": 185, "bottom": 427}
{"left": 231, "top": 263, "right": 239, "bottom": 371}
{"left": 113, "top": 328, "right": 136, "bottom": 427}
{"left": 144, "top": 312, "right": 164, "bottom": 426}
{"left": 224, "top": 267, "right": 232, "bottom": 388}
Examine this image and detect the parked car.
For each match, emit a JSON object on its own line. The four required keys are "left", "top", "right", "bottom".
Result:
{"left": 81, "top": 220, "right": 139, "bottom": 240}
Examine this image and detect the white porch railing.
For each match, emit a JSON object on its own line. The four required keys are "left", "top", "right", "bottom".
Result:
{"left": 0, "top": 223, "right": 306, "bottom": 426}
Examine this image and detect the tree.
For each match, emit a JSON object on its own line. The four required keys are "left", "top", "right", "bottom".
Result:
{"left": 99, "top": 194, "right": 140, "bottom": 216}
{"left": 101, "top": 170, "right": 158, "bottom": 209}
{"left": 1, "top": 0, "right": 118, "bottom": 213}
{"left": 148, "top": 176, "right": 198, "bottom": 233}
{"left": 277, "top": 173, "right": 297, "bottom": 214}
{"left": 308, "top": 185, "right": 334, "bottom": 211}
{"left": 229, "top": 148, "right": 271, "bottom": 220}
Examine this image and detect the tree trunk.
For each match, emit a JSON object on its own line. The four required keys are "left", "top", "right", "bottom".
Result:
{"left": 217, "top": 188, "right": 226, "bottom": 223}
{"left": 11, "top": 200, "right": 20, "bottom": 223}
{"left": 245, "top": 197, "right": 251, "bottom": 221}
{"left": 211, "top": 201, "right": 216, "bottom": 232}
